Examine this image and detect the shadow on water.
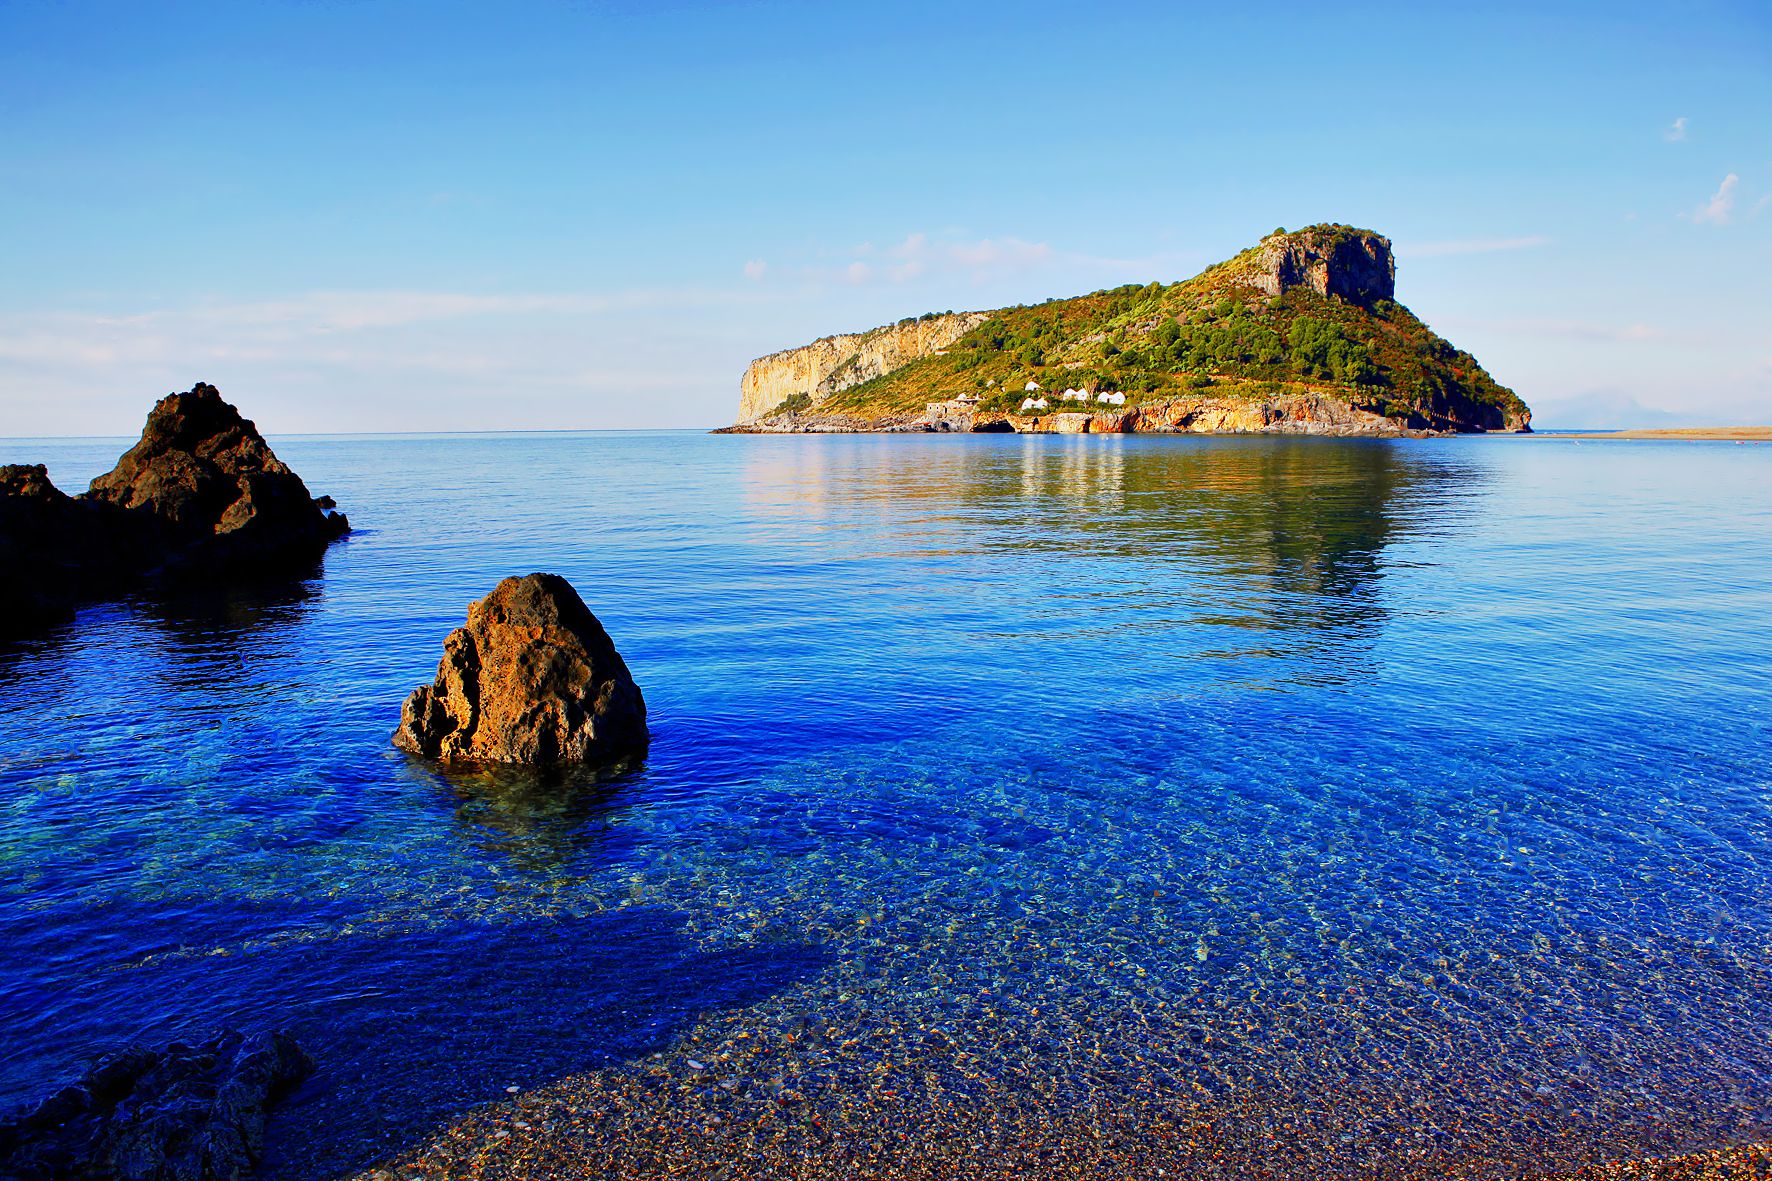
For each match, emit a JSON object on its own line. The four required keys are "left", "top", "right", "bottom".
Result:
{"left": 260, "top": 907, "right": 829, "bottom": 1180}
{"left": 0, "top": 544, "right": 332, "bottom": 666}
{"left": 135, "top": 575, "right": 322, "bottom": 640}
{"left": 3, "top": 894, "right": 829, "bottom": 1181}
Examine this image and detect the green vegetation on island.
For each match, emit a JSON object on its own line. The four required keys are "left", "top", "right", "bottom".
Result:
{"left": 747, "top": 225, "right": 1531, "bottom": 434}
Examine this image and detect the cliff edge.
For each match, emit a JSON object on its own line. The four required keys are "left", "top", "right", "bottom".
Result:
{"left": 738, "top": 311, "right": 989, "bottom": 424}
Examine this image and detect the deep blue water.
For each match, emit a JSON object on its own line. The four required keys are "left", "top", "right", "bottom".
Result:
{"left": 1, "top": 431, "right": 1769, "bottom": 1178}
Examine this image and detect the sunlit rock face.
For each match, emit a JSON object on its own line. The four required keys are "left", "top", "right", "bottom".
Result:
{"left": 393, "top": 573, "right": 648, "bottom": 766}
{"left": 738, "top": 312, "right": 989, "bottom": 424}
{"left": 86, "top": 382, "right": 349, "bottom": 572}
{"left": 1001, "top": 392, "right": 1408, "bottom": 435}
{"left": 1251, "top": 226, "right": 1396, "bottom": 307}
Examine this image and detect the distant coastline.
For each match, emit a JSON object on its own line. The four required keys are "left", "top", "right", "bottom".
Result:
{"left": 1540, "top": 427, "right": 1771, "bottom": 441}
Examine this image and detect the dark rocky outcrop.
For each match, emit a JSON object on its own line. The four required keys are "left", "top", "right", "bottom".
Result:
{"left": 0, "top": 463, "right": 137, "bottom": 633}
{"left": 0, "top": 1030, "right": 313, "bottom": 1181}
{"left": 0, "top": 384, "right": 348, "bottom": 639}
{"left": 393, "top": 573, "right": 648, "bottom": 766}
{"left": 84, "top": 383, "right": 348, "bottom": 575}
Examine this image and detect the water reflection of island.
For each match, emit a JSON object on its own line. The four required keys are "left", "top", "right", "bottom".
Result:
{"left": 742, "top": 435, "right": 1485, "bottom": 685}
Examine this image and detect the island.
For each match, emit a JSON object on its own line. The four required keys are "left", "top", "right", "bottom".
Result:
{"left": 725, "top": 225, "right": 1532, "bottom": 436}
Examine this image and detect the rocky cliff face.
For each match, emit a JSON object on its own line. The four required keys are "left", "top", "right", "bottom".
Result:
{"left": 738, "top": 312, "right": 988, "bottom": 424}
{"left": 1251, "top": 226, "right": 1395, "bottom": 306}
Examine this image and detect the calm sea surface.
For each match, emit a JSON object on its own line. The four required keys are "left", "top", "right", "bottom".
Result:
{"left": 1, "top": 431, "right": 1769, "bottom": 1178}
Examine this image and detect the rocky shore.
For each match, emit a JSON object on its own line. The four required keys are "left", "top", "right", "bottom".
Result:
{"left": 352, "top": 1047, "right": 1771, "bottom": 1181}
{"left": 726, "top": 387, "right": 1443, "bottom": 437}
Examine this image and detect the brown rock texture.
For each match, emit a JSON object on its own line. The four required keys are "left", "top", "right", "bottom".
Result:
{"left": 0, "top": 1029, "right": 313, "bottom": 1181}
{"left": 86, "top": 382, "right": 349, "bottom": 572}
{"left": 0, "top": 384, "right": 348, "bottom": 639}
{"left": 393, "top": 573, "right": 648, "bottom": 766}
{"left": 1251, "top": 226, "right": 1395, "bottom": 306}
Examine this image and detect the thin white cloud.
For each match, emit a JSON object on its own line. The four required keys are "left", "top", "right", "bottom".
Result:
{"left": 889, "top": 233, "right": 928, "bottom": 259}
{"left": 1445, "top": 317, "right": 1673, "bottom": 343}
{"left": 1665, "top": 116, "right": 1688, "bottom": 142}
{"left": 790, "top": 231, "right": 1059, "bottom": 287}
{"left": 742, "top": 259, "right": 767, "bottom": 281}
{"left": 1407, "top": 236, "right": 1550, "bottom": 257}
{"left": 0, "top": 283, "right": 777, "bottom": 434}
{"left": 1693, "top": 173, "right": 1740, "bottom": 225}
{"left": 119, "top": 287, "right": 759, "bottom": 334}
{"left": 947, "top": 236, "right": 1053, "bottom": 271}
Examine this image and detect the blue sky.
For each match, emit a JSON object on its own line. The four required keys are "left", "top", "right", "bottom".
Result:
{"left": 1, "top": 0, "right": 1767, "bottom": 433}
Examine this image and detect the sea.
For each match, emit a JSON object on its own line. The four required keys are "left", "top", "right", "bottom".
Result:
{"left": 1, "top": 431, "right": 1768, "bottom": 1179}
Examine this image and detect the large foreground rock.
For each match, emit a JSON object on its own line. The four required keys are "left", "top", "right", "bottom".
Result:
{"left": 0, "top": 1029, "right": 313, "bottom": 1181}
{"left": 0, "top": 384, "right": 348, "bottom": 639}
{"left": 393, "top": 573, "right": 648, "bottom": 765}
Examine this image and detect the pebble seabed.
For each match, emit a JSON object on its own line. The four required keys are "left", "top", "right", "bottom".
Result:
{"left": 359, "top": 1049, "right": 1771, "bottom": 1181}
{"left": 345, "top": 918, "right": 1771, "bottom": 1181}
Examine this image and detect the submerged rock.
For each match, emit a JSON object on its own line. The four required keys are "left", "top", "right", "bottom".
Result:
{"left": 0, "top": 1029, "right": 313, "bottom": 1181}
{"left": 393, "top": 573, "right": 648, "bottom": 765}
{"left": 0, "top": 384, "right": 349, "bottom": 639}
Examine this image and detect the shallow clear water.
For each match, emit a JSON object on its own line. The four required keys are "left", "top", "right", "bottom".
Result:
{"left": 1, "top": 431, "right": 1769, "bottom": 1178}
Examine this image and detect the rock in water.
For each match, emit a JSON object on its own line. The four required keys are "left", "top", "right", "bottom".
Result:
{"left": 393, "top": 573, "right": 648, "bottom": 765}
{"left": 0, "top": 384, "right": 349, "bottom": 640}
{"left": 86, "top": 382, "right": 349, "bottom": 575}
{"left": 0, "top": 1029, "right": 313, "bottom": 1181}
